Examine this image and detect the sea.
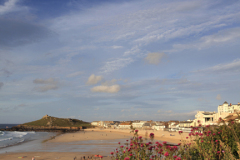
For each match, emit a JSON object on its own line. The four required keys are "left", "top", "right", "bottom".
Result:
{"left": 0, "top": 124, "right": 56, "bottom": 153}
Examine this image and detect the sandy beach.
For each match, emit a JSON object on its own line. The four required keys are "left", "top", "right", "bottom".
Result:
{"left": 0, "top": 129, "right": 190, "bottom": 160}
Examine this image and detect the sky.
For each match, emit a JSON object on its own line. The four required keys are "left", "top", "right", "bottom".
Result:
{"left": 0, "top": 0, "right": 240, "bottom": 123}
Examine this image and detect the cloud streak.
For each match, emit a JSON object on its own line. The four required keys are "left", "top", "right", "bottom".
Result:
{"left": 193, "top": 59, "right": 240, "bottom": 73}
{"left": 33, "top": 78, "right": 59, "bottom": 92}
{"left": 91, "top": 85, "right": 120, "bottom": 93}
{"left": 0, "top": 0, "right": 27, "bottom": 15}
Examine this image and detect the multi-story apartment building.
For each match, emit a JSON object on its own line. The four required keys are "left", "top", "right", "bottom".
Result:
{"left": 218, "top": 101, "right": 240, "bottom": 114}
{"left": 194, "top": 111, "right": 217, "bottom": 126}
{"left": 194, "top": 101, "right": 240, "bottom": 126}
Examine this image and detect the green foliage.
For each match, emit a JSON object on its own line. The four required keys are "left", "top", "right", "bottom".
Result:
{"left": 23, "top": 116, "right": 91, "bottom": 127}
{"left": 111, "top": 117, "right": 240, "bottom": 160}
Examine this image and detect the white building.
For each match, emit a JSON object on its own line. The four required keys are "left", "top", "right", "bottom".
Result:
{"left": 194, "top": 101, "right": 240, "bottom": 126}
{"left": 152, "top": 125, "right": 165, "bottom": 130}
{"left": 132, "top": 121, "right": 146, "bottom": 129}
{"left": 195, "top": 111, "right": 217, "bottom": 126}
{"left": 218, "top": 101, "right": 240, "bottom": 114}
{"left": 91, "top": 121, "right": 99, "bottom": 126}
{"left": 118, "top": 122, "right": 131, "bottom": 129}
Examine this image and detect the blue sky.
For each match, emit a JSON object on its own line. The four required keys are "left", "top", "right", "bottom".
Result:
{"left": 0, "top": 0, "right": 240, "bottom": 123}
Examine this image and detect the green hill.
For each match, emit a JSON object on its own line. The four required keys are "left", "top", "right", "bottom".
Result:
{"left": 23, "top": 115, "right": 92, "bottom": 128}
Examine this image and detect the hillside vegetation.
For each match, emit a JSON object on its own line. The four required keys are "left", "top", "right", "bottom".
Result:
{"left": 23, "top": 115, "right": 91, "bottom": 127}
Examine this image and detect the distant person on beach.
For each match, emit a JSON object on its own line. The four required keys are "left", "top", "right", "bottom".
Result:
{"left": 32, "top": 157, "right": 35, "bottom": 160}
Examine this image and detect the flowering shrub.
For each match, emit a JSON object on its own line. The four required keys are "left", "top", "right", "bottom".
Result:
{"left": 110, "top": 116, "right": 240, "bottom": 160}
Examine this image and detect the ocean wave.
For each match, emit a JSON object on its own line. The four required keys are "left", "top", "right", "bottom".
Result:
{"left": 0, "top": 137, "right": 13, "bottom": 142}
{"left": 7, "top": 131, "right": 35, "bottom": 138}
{"left": 0, "top": 131, "right": 5, "bottom": 136}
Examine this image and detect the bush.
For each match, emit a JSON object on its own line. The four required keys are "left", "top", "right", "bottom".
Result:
{"left": 110, "top": 118, "right": 240, "bottom": 160}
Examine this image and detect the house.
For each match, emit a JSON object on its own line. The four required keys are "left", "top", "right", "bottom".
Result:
{"left": 96, "top": 121, "right": 106, "bottom": 127}
{"left": 132, "top": 121, "right": 146, "bottom": 129}
{"left": 216, "top": 102, "right": 240, "bottom": 120}
{"left": 179, "top": 120, "right": 194, "bottom": 128}
{"left": 152, "top": 123, "right": 165, "bottom": 130}
{"left": 91, "top": 121, "right": 99, "bottom": 126}
{"left": 194, "top": 111, "right": 217, "bottom": 126}
{"left": 168, "top": 121, "right": 179, "bottom": 129}
{"left": 118, "top": 122, "right": 132, "bottom": 129}
{"left": 142, "top": 123, "right": 151, "bottom": 129}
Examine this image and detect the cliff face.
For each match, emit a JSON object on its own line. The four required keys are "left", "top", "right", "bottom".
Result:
{"left": 0, "top": 115, "right": 92, "bottom": 132}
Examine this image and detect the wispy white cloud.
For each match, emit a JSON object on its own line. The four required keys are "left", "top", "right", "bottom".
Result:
{"left": 33, "top": 78, "right": 59, "bottom": 92}
{"left": 111, "top": 45, "right": 123, "bottom": 49}
{"left": 173, "top": 27, "right": 240, "bottom": 50}
{"left": 124, "top": 45, "right": 141, "bottom": 56}
{"left": 86, "top": 74, "right": 102, "bottom": 85}
{"left": 91, "top": 84, "right": 120, "bottom": 93}
{"left": 193, "top": 59, "right": 240, "bottom": 73}
{"left": 0, "top": 0, "right": 27, "bottom": 15}
{"left": 101, "top": 58, "right": 134, "bottom": 74}
{"left": 67, "top": 71, "right": 84, "bottom": 78}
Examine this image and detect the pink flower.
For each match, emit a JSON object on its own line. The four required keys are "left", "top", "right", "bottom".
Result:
{"left": 135, "top": 130, "right": 138, "bottom": 133}
{"left": 120, "top": 145, "right": 124, "bottom": 148}
{"left": 201, "top": 140, "right": 204, "bottom": 143}
{"left": 110, "top": 152, "right": 114, "bottom": 155}
{"left": 123, "top": 150, "right": 126, "bottom": 153}
{"left": 176, "top": 157, "right": 181, "bottom": 160}
{"left": 178, "top": 131, "right": 183, "bottom": 134}
{"left": 186, "top": 137, "right": 189, "bottom": 139}
{"left": 198, "top": 124, "right": 202, "bottom": 127}
{"left": 217, "top": 151, "right": 220, "bottom": 154}
{"left": 164, "top": 152, "right": 169, "bottom": 157}
{"left": 215, "top": 140, "right": 218, "bottom": 143}
{"left": 163, "top": 141, "right": 167, "bottom": 144}
{"left": 218, "top": 132, "right": 220, "bottom": 134}
{"left": 149, "top": 133, "right": 154, "bottom": 138}
{"left": 138, "top": 136, "right": 142, "bottom": 139}
{"left": 126, "top": 140, "right": 128, "bottom": 142}
{"left": 213, "top": 133, "right": 216, "bottom": 136}
{"left": 178, "top": 143, "right": 181, "bottom": 146}
{"left": 129, "top": 154, "right": 133, "bottom": 156}
{"left": 124, "top": 158, "right": 130, "bottom": 160}
{"left": 118, "top": 142, "right": 120, "bottom": 144}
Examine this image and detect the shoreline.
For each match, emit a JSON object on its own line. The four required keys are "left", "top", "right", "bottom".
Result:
{"left": 0, "top": 129, "right": 190, "bottom": 160}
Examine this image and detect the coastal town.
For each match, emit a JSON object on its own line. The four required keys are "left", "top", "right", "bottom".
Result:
{"left": 91, "top": 101, "right": 240, "bottom": 132}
